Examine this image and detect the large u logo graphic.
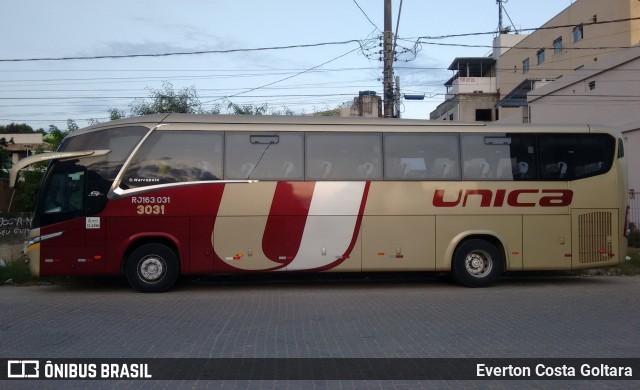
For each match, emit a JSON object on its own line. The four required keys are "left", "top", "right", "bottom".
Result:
{"left": 214, "top": 181, "right": 370, "bottom": 271}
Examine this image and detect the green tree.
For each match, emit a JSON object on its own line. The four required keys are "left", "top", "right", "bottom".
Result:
{"left": 0, "top": 123, "right": 39, "bottom": 134}
{"left": 226, "top": 101, "right": 296, "bottom": 116}
{"left": 93, "top": 82, "right": 299, "bottom": 119}
{"left": 108, "top": 107, "right": 127, "bottom": 121}
{"left": 313, "top": 107, "right": 342, "bottom": 116}
{"left": 44, "top": 122, "right": 71, "bottom": 151}
{"left": 11, "top": 120, "right": 74, "bottom": 211}
{"left": 0, "top": 136, "right": 14, "bottom": 179}
{"left": 226, "top": 102, "right": 269, "bottom": 115}
{"left": 268, "top": 106, "right": 297, "bottom": 116}
{"left": 13, "top": 163, "right": 46, "bottom": 211}
{"left": 130, "top": 82, "right": 206, "bottom": 115}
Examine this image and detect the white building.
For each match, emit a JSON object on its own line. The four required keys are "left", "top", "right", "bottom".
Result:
{"left": 431, "top": 0, "right": 640, "bottom": 123}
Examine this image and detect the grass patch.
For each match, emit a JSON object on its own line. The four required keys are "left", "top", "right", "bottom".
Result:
{"left": 616, "top": 250, "right": 640, "bottom": 275}
{"left": 0, "top": 259, "right": 37, "bottom": 285}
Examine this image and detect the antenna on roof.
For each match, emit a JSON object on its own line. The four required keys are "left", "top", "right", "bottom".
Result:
{"left": 497, "top": 0, "right": 519, "bottom": 34}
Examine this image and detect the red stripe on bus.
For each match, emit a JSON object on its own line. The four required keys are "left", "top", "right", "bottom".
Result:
{"left": 262, "top": 182, "right": 315, "bottom": 263}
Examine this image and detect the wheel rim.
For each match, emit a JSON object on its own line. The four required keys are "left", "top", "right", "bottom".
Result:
{"left": 464, "top": 250, "right": 493, "bottom": 278}
{"left": 138, "top": 255, "right": 166, "bottom": 283}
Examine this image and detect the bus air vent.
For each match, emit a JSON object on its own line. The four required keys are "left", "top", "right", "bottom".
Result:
{"left": 578, "top": 211, "right": 613, "bottom": 264}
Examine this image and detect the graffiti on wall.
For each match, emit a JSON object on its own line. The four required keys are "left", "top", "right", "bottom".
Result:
{"left": 0, "top": 214, "right": 33, "bottom": 240}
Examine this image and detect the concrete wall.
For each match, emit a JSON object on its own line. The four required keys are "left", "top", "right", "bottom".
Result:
{"left": 0, "top": 212, "right": 32, "bottom": 262}
{"left": 4, "top": 134, "right": 42, "bottom": 144}
{"left": 340, "top": 95, "right": 382, "bottom": 117}
{"left": 431, "top": 94, "right": 499, "bottom": 121}
{"left": 529, "top": 53, "right": 640, "bottom": 126}
{"left": 448, "top": 77, "right": 497, "bottom": 95}
{"left": 625, "top": 129, "right": 640, "bottom": 194}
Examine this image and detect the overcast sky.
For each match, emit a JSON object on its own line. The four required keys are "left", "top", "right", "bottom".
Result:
{"left": 0, "top": 0, "right": 573, "bottom": 129}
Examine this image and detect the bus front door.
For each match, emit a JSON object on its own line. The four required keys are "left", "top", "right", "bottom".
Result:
{"left": 37, "top": 162, "right": 106, "bottom": 276}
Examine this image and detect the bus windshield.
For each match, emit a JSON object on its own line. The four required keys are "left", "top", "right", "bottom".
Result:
{"left": 32, "top": 126, "right": 149, "bottom": 228}
{"left": 59, "top": 126, "right": 150, "bottom": 181}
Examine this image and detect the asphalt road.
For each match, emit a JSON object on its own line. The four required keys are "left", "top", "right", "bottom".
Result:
{"left": 1, "top": 274, "right": 639, "bottom": 388}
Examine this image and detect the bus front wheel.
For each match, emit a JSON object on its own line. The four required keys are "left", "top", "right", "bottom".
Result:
{"left": 126, "top": 243, "right": 179, "bottom": 293}
{"left": 452, "top": 239, "right": 503, "bottom": 287}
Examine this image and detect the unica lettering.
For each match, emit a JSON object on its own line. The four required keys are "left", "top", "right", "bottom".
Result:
{"left": 433, "top": 189, "right": 573, "bottom": 208}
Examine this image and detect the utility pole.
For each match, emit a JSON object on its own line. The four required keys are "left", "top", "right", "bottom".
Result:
{"left": 497, "top": 0, "right": 504, "bottom": 33}
{"left": 383, "top": 0, "right": 394, "bottom": 118}
{"left": 394, "top": 76, "right": 401, "bottom": 118}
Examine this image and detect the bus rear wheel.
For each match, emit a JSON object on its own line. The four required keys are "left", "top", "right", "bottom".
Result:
{"left": 126, "top": 243, "right": 179, "bottom": 293}
{"left": 452, "top": 239, "right": 503, "bottom": 287}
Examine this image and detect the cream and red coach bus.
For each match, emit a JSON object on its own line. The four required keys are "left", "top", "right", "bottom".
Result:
{"left": 10, "top": 114, "right": 628, "bottom": 292}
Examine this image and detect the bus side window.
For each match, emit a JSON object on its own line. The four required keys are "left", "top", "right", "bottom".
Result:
{"left": 383, "top": 133, "right": 459, "bottom": 180}
{"left": 122, "top": 131, "right": 223, "bottom": 188}
{"left": 282, "top": 162, "right": 295, "bottom": 178}
{"left": 538, "top": 134, "right": 614, "bottom": 181}
{"left": 225, "top": 132, "right": 303, "bottom": 180}
{"left": 462, "top": 134, "right": 495, "bottom": 180}
{"left": 462, "top": 133, "right": 536, "bottom": 181}
{"left": 463, "top": 158, "right": 491, "bottom": 179}
{"left": 306, "top": 133, "right": 382, "bottom": 181}
{"left": 544, "top": 161, "right": 568, "bottom": 179}
{"left": 430, "top": 158, "right": 455, "bottom": 179}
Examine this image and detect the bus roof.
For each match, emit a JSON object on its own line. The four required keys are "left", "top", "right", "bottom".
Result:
{"left": 70, "top": 113, "right": 615, "bottom": 137}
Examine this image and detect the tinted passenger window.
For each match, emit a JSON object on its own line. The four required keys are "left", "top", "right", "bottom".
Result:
{"left": 461, "top": 133, "right": 537, "bottom": 180}
{"left": 306, "top": 133, "right": 382, "bottom": 180}
{"left": 539, "top": 134, "right": 615, "bottom": 180}
{"left": 122, "top": 131, "right": 223, "bottom": 188}
{"left": 384, "top": 133, "right": 460, "bottom": 180}
{"left": 225, "top": 132, "right": 303, "bottom": 180}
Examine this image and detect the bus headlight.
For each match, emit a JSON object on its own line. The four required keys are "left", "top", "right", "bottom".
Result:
{"left": 26, "top": 231, "right": 64, "bottom": 251}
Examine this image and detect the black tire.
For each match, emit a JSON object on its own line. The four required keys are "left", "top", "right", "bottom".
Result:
{"left": 451, "top": 239, "right": 503, "bottom": 287}
{"left": 125, "top": 243, "right": 179, "bottom": 293}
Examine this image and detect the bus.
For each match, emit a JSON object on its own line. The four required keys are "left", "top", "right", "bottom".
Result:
{"left": 10, "top": 114, "right": 628, "bottom": 292}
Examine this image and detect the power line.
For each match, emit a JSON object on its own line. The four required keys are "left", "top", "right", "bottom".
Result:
{"left": 0, "top": 93, "right": 361, "bottom": 100}
{"left": 1, "top": 16, "right": 637, "bottom": 64}
{"left": 352, "top": 0, "right": 381, "bottom": 32}
{"left": 419, "top": 41, "right": 640, "bottom": 51}
{"left": 407, "top": 16, "right": 640, "bottom": 41}
{"left": 204, "top": 47, "right": 365, "bottom": 104}
{"left": 0, "top": 68, "right": 384, "bottom": 84}
{"left": 2, "top": 15, "right": 640, "bottom": 125}
{"left": 0, "top": 82, "right": 384, "bottom": 93}
{"left": 0, "top": 39, "right": 371, "bottom": 63}
{"left": 0, "top": 67, "right": 383, "bottom": 73}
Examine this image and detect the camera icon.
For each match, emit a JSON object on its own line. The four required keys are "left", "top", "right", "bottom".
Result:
{"left": 7, "top": 360, "right": 40, "bottom": 378}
